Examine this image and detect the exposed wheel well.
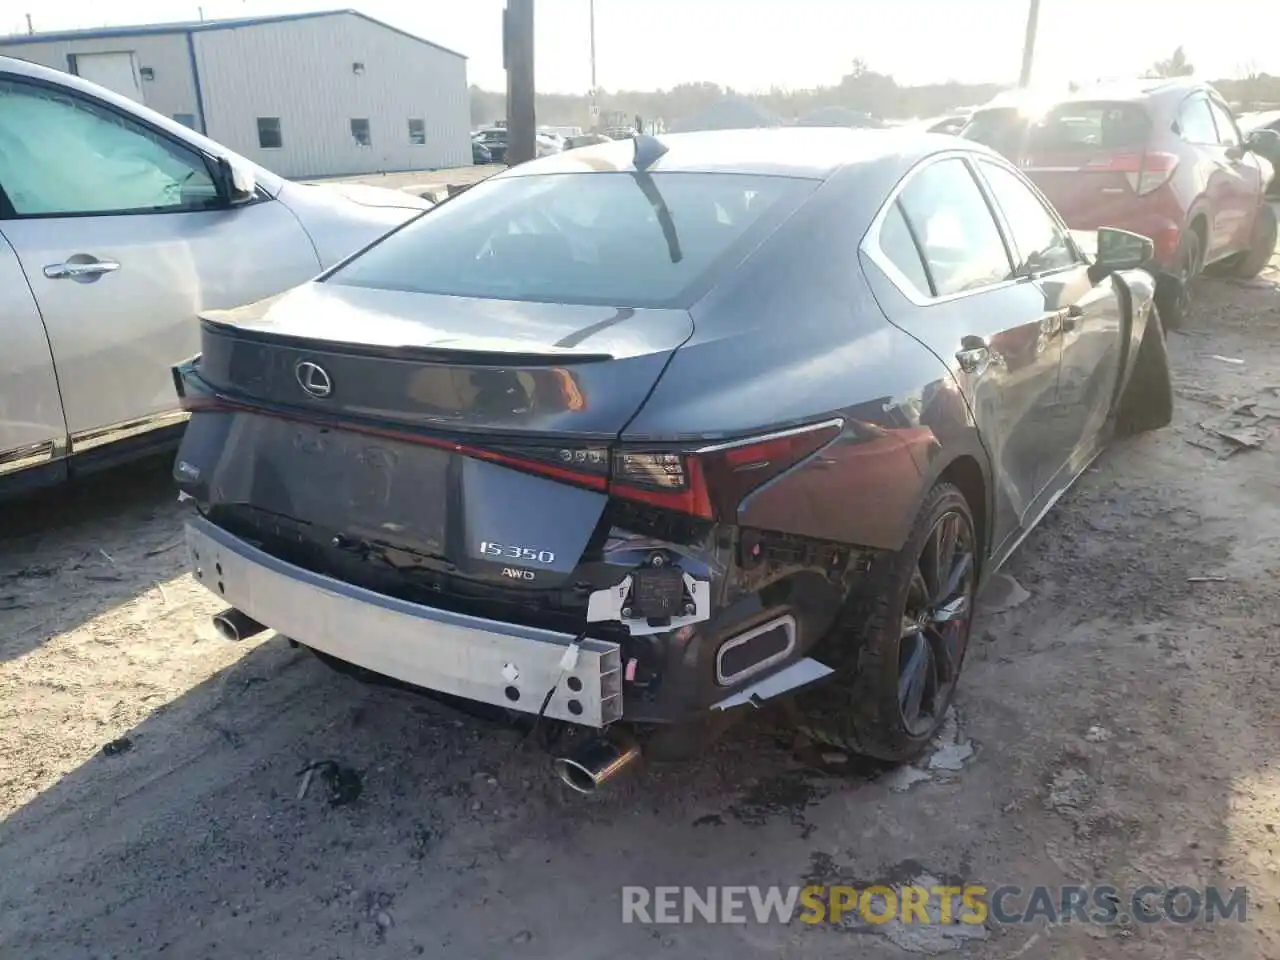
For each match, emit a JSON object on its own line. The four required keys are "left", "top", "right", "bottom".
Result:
{"left": 938, "top": 455, "right": 988, "bottom": 567}
{"left": 1189, "top": 214, "right": 1208, "bottom": 254}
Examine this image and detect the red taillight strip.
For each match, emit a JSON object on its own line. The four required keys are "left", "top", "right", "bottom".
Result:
{"left": 181, "top": 394, "right": 608, "bottom": 491}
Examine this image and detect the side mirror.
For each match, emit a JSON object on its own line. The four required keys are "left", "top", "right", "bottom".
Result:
{"left": 1094, "top": 227, "right": 1154, "bottom": 273}
{"left": 1225, "top": 143, "right": 1246, "bottom": 162}
{"left": 213, "top": 156, "right": 257, "bottom": 206}
{"left": 1245, "top": 128, "right": 1280, "bottom": 160}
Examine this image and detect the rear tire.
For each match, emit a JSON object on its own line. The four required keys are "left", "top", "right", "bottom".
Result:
{"left": 1230, "top": 204, "right": 1278, "bottom": 280}
{"left": 793, "top": 483, "right": 978, "bottom": 762}
{"left": 1116, "top": 306, "right": 1174, "bottom": 436}
{"left": 1154, "top": 227, "right": 1202, "bottom": 330}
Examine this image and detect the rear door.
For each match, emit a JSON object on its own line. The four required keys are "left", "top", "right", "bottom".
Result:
{"left": 0, "top": 73, "right": 320, "bottom": 454}
{"left": 1206, "top": 97, "right": 1265, "bottom": 254}
{"left": 1175, "top": 93, "right": 1234, "bottom": 258}
{"left": 976, "top": 159, "right": 1124, "bottom": 477}
{"left": 861, "top": 154, "right": 1065, "bottom": 551}
{"left": 1019, "top": 100, "right": 1156, "bottom": 230}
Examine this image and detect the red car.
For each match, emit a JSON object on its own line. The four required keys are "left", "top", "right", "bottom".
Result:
{"left": 961, "top": 79, "right": 1277, "bottom": 327}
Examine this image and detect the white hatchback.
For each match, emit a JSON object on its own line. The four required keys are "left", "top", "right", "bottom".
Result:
{"left": 0, "top": 55, "right": 432, "bottom": 495}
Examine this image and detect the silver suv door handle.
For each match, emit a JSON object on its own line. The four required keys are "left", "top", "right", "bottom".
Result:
{"left": 43, "top": 259, "right": 120, "bottom": 280}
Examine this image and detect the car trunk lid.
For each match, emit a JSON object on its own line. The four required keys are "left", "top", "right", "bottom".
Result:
{"left": 179, "top": 282, "right": 694, "bottom": 592}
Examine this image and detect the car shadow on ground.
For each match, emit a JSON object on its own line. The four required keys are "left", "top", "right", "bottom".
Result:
{"left": 0, "top": 456, "right": 184, "bottom": 663}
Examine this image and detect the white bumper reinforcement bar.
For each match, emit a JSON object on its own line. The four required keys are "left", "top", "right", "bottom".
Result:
{"left": 184, "top": 517, "right": 623, "bottom": 727}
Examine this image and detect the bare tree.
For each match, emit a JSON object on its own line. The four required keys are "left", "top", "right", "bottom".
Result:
{"left": 1149, "top": 46, "right": 1194, "bottom": 78}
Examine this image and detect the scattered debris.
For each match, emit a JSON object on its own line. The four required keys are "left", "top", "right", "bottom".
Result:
{"left": 884, "top": 766, "right": 933, "bottom": 793}
{"left": 692, "top": 813, "right": 726, "bottom": 827}
{"left": 981, "top": 573, "right": 1031, "bottom": 614}
{"left": 296, "top": 765, "right": 316, "bottom": 801}
{"left": 927, "top": 710, "right": 976, "bottom": 772}
{"left": 375, "top": 910, "right": 394, "bottom": 931}
{"left": 1084, "top": 725, "right": 1111, "bottom": 743}
{"left": 1186, "top": 575, "right": 1229, "bottom": 583}
{"left": 1047, "top": 767, "right": 1094, "bottom": 812}
{"left": 155, "top": 581, "right": 169, "bottom": 604}
{"left": 102, "top": 737, "right": 133, "bottom": 757}
{"left": 296, "top": 760, "right": 362, "bottom": 806}
{"left": 1190, "top": 407, "right": 1272, "bottom": 457}
{"left": 99, "top": 548, "right": 116, "bottom": 565}
{"left": 144, "top": 539, "right": 184, "bottom": 557}
{"left": 1209, "top": 354, "right": 1246, "bottom": 365}
{"left": 511, "top": 929, "right": 534, "bottom": 944}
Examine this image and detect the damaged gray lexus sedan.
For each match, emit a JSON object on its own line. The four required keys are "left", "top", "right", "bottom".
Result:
{"left": 171, "top": 129, "right": 1173, "bottom": 791}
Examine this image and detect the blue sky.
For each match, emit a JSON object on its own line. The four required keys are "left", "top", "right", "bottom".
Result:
{"left": 10, "top": 1, "right": 1280, "bottom": 93}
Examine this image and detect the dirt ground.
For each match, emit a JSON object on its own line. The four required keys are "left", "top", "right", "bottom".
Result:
{"left": 2, "top": 252, "right": 1279, "bottom": 959}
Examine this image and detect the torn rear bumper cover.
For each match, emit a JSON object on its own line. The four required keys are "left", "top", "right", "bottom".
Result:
{"left": 184, "top": 517, "right": 623, "bottom": 727}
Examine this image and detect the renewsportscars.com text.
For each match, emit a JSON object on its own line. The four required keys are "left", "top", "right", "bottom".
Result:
{"left": 621, "top": 884, "right": 1248, "bottom": 925}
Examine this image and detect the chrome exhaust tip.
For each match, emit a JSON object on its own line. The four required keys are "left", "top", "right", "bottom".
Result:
{"left": 553, "top": 733, "right": 642, "bottom": 794}
{"left": 211, "top": 608, "right": 267, "bottom": 642}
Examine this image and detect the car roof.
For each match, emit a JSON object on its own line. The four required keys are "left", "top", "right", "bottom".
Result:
{"left": 496, "top": 127, "right": 990, "bottom": 181}
{"left": 974, "top": 77, "right": 1207, "bottom": 115}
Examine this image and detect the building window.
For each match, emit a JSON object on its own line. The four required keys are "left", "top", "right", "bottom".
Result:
{"left": 257, "top": 117, "right": 282, "bottom": 149}
{"left": 172, "top": 113, "right": 197, "bottom": 129}
{"left": 350, "top": 118, "right": 372, "bottom": 147}
{"left": 408, "top": 118, "right": 426, "bottom": 145}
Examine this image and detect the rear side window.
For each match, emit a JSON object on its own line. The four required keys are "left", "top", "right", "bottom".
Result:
{"left": 1206, "top": 100, "right": 1240, "bottom": 146}
{"left": 897, "top": 158, "right": 1012, "bottom": 297}
{"left": 1026, "top": 101, "right": 1150, "bottom": 153}
{"left": 1176, "top": 97, "right": 1218, "bottom": 145}
{"left": 876, "top": 201, "right": 933, "bottom": 296}
{"left": 329, "top": 172, "right": 816, "bottom": 308}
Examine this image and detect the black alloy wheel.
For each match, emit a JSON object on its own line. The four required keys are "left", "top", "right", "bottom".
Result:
{"left": 897, "top": 509, "right": 976, "bottom": 736}
{"left": 794, "top": 482, "right": 979, "bottom": 762}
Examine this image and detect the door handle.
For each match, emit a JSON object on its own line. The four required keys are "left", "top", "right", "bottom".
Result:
{"left": 955, "top": 337, "right": 991, "bottom": 374}
{"left": 43, "top": 258, "right": 121, "bottom": 281}
{"left": 1062, "top": 303, "right": 1084, "bottom": 333}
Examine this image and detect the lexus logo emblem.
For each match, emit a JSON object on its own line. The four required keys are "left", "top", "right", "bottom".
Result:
{"left": 295, "top": 361, "right": 333, "bottom": 399}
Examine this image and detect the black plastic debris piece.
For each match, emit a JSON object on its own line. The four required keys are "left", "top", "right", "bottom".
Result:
{"left": 102, "top": 737, "right": 134, "bottom": 756}
{"left": 297, "top": 759, "right": 363, "bottom": 806}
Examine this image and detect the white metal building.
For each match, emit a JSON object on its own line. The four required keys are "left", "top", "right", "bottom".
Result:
{"left": 0, "top": 10, "right": 471, "bottom": 178}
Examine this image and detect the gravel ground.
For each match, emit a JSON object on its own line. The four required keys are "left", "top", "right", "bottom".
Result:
{"left": 1, "top": 255, "right": 1278, "bottom": 959}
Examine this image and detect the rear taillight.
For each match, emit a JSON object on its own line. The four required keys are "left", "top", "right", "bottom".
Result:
{"left": 178, "top": 363, "right": 842, "bottom": 521}
{"left": 1082, "top": 150, "right": 1178, "bottom": 196}
{"left": 493, "top": 420, "right": 844, "bottom": 520}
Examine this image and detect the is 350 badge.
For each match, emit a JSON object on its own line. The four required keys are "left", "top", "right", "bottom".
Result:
{"left": 479, "top": 541, "right": 556, "bottom": 564}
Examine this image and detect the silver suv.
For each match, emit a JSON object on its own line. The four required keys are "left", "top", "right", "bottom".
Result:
{"left": 0, "top": 56, "right": 432, "bottom": 496}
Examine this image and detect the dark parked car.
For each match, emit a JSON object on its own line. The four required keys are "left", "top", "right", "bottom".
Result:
{"left": 961, "top": 79, "right": 1276, "bottom": 327}
{"left": 172, "top": 130, "right": 1172, "bottom": 791}
{"left": 1238, "top": 110, "right": 1280, "bottom": 196}
{"left": 473, "top": 127, "right": 507, "bottom": 163}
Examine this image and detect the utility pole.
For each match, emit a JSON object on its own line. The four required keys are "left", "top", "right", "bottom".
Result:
{"left": 1018, "top": 0, "right": 1041, "bottom": 87}
{"left": 26, "top": 12, "right": 34, "bottom": 34}
{"left": 588, "top": 0, "right": 599, "bottom": 130}
{"left": 503, "top": 0, "right": 536, "bottom": 165}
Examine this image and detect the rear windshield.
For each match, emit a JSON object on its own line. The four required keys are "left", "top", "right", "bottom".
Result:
{"left": 328, "top": 171, "right": 815, "bottom": 308}
{"left": 1026, "top": 101, "right": 1151, "bottom": 153}
{"left": 963, "top": 101, "right": 1151, "bottom": 159}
